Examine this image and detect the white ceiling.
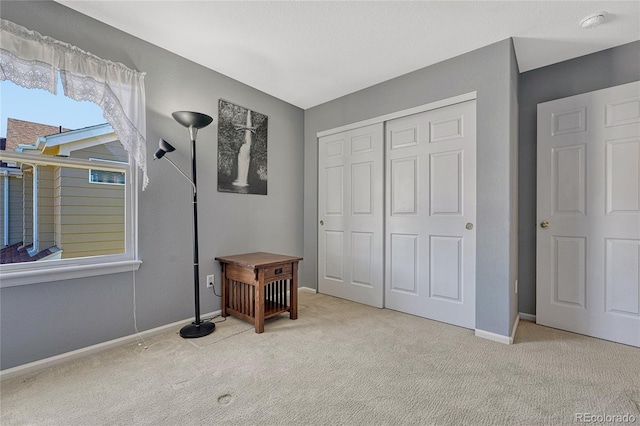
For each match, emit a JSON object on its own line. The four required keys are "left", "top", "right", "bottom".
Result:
{"left": 55, "top": 1, "right": 640, "bottom": 110}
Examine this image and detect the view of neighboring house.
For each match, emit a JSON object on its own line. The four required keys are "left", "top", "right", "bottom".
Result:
{"left": 0, "top": 118, "right": 127, "bottom": 264}
{"left": 0, "top": 136, "right": 23, "bottom": 249}
{"left": 0, "top": 119, "right": 66, "bottom": 258}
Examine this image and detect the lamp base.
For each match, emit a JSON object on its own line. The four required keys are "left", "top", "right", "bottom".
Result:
{"left": 179, "top": 321, "right": 215, "bottom": 338}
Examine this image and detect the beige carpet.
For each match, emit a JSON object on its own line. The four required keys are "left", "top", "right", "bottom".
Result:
{"left": 2, "top": 292, "right": 639, "bottom": 425}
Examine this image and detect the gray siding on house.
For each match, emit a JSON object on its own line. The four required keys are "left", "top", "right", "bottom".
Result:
{"left": 1, "top": 0, "right": 304, "bottom": 370}
{"left": 0, "top": 176, "right": 4, "bottom": 248}
{"left": 0, "top": 177, "right": 5, "bottom": 245}
{"left": 517, "top": 41, "right": 640, "bottom": 316}
{"left": 0, "top": 177, "right": 6, "bottom": 246}
{"left": 304, "top": 39, "right": 518, "bottom": 337}
{"left": 38, "top": 165, "right": 55, "bottom": 251}
{"left": 4, "top": 163, "right": 63, "bottom": 252}
{"left": 0, "top": 175, "right": 21, "bottom": 246}
{"left": 8, "top": 175, "right": 23, "bottom": 244}
{"left": 22, "top": 168, "right": 33, "bottom": 247}
{"left": 18, "top": 165, "right": 55, "bottom": 252}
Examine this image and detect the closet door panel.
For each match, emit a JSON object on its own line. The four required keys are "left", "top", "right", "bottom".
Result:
{"left": 385, "top": 100, "right": 476, "bottom": 329}
{"left": 318, "top": 123, "right": 384, "bottom": 307}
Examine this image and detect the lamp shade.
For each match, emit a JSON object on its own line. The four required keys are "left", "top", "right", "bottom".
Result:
{"left": 154, "top": 138, "right": 176, "bottom": 159}
{"left": 172, "top": 111, "right": 213, "bottom": 129}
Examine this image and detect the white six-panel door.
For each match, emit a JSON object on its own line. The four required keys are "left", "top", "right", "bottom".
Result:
{"left": 537, "top": 81, "right": 640, "bottom": 347}
{"left": 384, "top": 100, "right": 477, "bottom": 328}
{"left": 318, "top": 123, "right": 384, "bottom": 307}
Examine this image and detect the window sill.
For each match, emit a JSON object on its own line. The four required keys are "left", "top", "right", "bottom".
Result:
{"left": 0, "top": 260, "right": 142, "bottom": 288}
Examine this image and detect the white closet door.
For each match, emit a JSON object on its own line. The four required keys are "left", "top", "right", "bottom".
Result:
{"left": 537, "top": 81, "right": 640, "bottom": 347}
{"left": 318, "top": 123, "right": 384, "bottom": 307}
{"left": 385, "top": 100, "right": 477, "bottom": 328}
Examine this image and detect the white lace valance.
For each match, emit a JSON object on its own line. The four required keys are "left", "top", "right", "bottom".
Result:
{"left": 0, "top": 19, "right": 149, "bottom": 189}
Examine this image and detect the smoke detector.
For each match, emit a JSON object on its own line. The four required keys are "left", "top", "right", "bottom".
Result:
{"left": 580, "top": 11, "right": 608, "bottom": 29}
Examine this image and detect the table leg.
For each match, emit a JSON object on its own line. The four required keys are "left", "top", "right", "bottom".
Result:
{"left": 290, "top": 261, "right": 298, "bottom": 320}
{"left": 221, "top": 263, "right": 228, "bottom": 317}
{"left": 255, "top": 269, "right": 265, "bottom": 333}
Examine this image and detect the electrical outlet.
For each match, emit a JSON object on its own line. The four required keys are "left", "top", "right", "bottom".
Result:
{"left": 206, "top": 274, "right": 214, "bottom": 289}
{"left": 515, "top": 279, "right": 518, "bottom": 294}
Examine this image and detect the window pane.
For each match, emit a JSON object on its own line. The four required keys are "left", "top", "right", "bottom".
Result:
{"left": 90, "top": 169, "right": 126, "bottom": 185}
{"left": 1, "top": 163, "right": 125, "bottom": 264}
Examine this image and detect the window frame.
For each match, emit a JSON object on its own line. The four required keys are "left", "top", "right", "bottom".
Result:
{"left": 0, "top": 151, "right": 141, "bottom": 288}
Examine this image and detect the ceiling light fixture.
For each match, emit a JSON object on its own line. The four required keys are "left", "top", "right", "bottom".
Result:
{"left": 579, "top": 11, "right": 607, "bottom": 29}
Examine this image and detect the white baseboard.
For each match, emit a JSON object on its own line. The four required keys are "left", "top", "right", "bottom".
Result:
{"left": 519, "top": 312, "right": 536, "bottom": 322}
{"left": 475, "top": 314, "right": 520, "bottom": 345}
{"left": 510, "top": 314, "right": 520, "bottom": 344}
{"left": 0, "top": 310, "right": 220, "bottom": 382}
{"left": 1, "top": 287, "right": 316, "bottom": 381}
{"left": 475, "top": 329, "right": 511, "bottom": 345}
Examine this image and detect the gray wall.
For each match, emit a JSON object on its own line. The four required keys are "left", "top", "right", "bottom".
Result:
{"left": 0, "top": 0, "right": 304, "bottom": 370}
{"left": 509, "top": 41, "right": 519, "bottom": 331}
{"left": 304, "top": 39, "right": 519, "bottom": 337}
{"left": 518, "top": 41, "right": 640, "bottom": 316}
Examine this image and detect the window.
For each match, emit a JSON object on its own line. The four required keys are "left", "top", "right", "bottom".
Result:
{"left": 0, "top": 143, "right": 138, "bottom": 286}
{"left": 90, "top": 169, "right": 126, "bottom": 185}
{"left": 0, "top": 19, "right": 146, "bottom": 287}
{"left": 90, "top": 158, "right": 127, "bottom": 185}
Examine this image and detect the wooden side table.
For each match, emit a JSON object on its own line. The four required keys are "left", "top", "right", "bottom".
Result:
{"left": 215, "top": 252, "right": 303, "bottom": 333}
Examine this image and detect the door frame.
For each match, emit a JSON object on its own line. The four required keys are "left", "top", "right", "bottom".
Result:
{"left": 316, "top": 91, "right": 478, "bottom": 309}
{"left": 317, "top": 92, "right": 477, "bottom": 139}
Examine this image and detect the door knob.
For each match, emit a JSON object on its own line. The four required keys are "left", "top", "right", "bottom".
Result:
{"left": 465, "top": 223, "right": 473, "bottom": 230}
{"left": 540, "top": 221, "right": 550, "bottom": 229}
{"left": 319, "top": 220, "right": 324, "bottom": 226}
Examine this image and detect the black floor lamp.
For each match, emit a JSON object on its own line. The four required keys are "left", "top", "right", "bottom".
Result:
{"left": 154, "top": 111, "right": 215, "bottom": 338}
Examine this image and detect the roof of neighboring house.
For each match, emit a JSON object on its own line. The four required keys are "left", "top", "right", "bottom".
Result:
{"left": 5, "top": 118, "right": 70, "bottom": 151}
{"left": 4, "top": 119, "right": 115, "bottom": 157}
{"left": 0, "top": 242, "right": 59, "bottom": 264}
{"left": 41, "top": 122, "right": 115, "bottom": 153}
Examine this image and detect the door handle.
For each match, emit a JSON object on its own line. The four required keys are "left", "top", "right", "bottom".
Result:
{"left": 540, "top": 221, "right": 550, "bottom": 229}
{"left": 319, "top": 220, "right": 324, "bottom": 226}
{"left": 465, "top": 223, "right": 473, "bottom": 230}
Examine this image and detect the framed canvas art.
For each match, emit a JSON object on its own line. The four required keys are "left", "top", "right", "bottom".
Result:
{"left": 217, "top": 99, "right": 268, "bottom": 195}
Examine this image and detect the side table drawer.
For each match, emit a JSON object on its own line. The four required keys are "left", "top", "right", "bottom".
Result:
{"left": 264, "top": 263, "right": 292, "bottom": 281}
{"left": 226, "top": 264, "right": 258, "bottom": 284}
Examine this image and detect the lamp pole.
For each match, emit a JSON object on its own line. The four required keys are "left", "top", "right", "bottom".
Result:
{"left": 189, "top": 125, "right": 203, "bottom": 332}
{"left": 172, "top": 111, "right": 215, "bottom": 339}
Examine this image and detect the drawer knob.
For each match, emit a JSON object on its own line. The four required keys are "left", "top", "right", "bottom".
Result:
{"left": 275, "top": 268, "right": 283, "bottom": 275}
